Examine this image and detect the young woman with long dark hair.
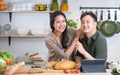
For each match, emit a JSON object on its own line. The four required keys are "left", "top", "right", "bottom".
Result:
{"left": 45, "top": 10, "right": 79, "bottom": 61}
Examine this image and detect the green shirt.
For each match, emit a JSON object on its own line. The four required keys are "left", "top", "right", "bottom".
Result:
{"left": 77, "top": 30, "right": 107, "bottom": 60}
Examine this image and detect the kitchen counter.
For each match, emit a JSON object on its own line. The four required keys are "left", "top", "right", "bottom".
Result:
{"left": 0, "top": 64, "right": 112, "bottom": 75}
{"left": 13, "top": 73, "right": 112, "bottom": 75}
{"left": 14, "top": 69, "right": 112, "bottom": 75}
{"left": 0, "top": 69, "right": 112, "bottom": 75}
{"left": 0, "top": 72, "right": 112, "bottom": 75}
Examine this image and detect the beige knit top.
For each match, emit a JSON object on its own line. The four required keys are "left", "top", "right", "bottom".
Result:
{"left": 45, "top": 28, "right": 76, "bottom": 61}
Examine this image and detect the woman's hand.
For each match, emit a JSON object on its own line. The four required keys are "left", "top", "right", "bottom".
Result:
{"left": 75, "top": 28, "right": 84, "bottom": 40}
{"left": 75, "top": 41, "right": 86, "bottom": 55}
{"left": 75, "top": 41, "right": 95, "bottom": 60}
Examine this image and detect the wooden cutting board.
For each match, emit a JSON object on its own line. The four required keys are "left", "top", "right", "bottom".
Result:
{"left": 0, "top": 69, "right": 6, "bottom": 74}
{"left": 15, "top": 68, "right": 64, "bottom": 74}
{"left": 0, "top": 68, "right": 64, "bottom": 74}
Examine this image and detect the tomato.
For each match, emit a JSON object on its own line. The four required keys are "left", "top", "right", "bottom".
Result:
{"left": 75, "top": 69, "right": 80, "bottom": 73}
{"left": 6, "top": 60, "right": 12, "bottom": 65}
{"left": 64, "top": 69, "right": 80, "bottom": 74}
{"left": 64, "top": 70, "right": 69, "bottom": 73}
{"left": 70, "top": 69, "right": 75, "bottom": 73}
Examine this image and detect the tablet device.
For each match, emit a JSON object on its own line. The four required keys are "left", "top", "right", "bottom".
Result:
{"left": 81, "top": 59, "right": 106, "bottom": 73}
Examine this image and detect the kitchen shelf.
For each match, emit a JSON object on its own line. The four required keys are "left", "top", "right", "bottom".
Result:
{"left": 0, "top": 10, "right": 72, "bottom": 22}
{"left": 0, "top": 10, "right": 72, "bottom": 13}
{"left": 0, "top": 35, "right": 45, "bottom": 38}
{"left": 0, "top": 34, "right": 46, "bottom": 46}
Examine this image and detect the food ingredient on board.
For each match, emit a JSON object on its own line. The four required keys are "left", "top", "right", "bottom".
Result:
{"left": 4, "top": 62, "right": 25, "bottom": 75}
{"left": 0, "top": 58, "right": 7, "bottom": 69}
{"left": 49, "top": 60, "right": 77, "bottom": 70}
{"left": 0, "top": 51, "right": 14, "bottom": 65}
{"left": 64, "top": 69, "right": 80, "bottom": 73}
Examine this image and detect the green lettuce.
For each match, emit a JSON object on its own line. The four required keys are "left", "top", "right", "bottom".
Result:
{"left": 0, "top": 51, "right": 14, "bottom": 61}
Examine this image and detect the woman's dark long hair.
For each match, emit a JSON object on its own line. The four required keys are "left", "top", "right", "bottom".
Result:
{"left": 50, "top": 10, "right": 69, "bottom": 49}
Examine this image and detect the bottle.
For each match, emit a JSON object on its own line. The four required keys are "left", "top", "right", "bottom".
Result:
{"left": 51, "top": 0, "right": 59, "bottom": 11}
{"left": 61, "top": 0, "right": 68, "bottom": 11}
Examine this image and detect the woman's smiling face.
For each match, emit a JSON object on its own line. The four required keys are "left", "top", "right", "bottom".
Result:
{"left": 53, "top": 15, "right": 67, "bottom": 33}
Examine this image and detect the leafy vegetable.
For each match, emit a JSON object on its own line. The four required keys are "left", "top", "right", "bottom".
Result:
{"left": 67, "top": 19, "right": 78, "bottom": 29}
{"left": 0, "top": 58, "right": 7, "bottom": 69}
{"left": 0, "top": 51, "right": 14, "bottom": 62}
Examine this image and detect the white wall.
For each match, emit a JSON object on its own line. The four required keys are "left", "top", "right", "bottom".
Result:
{"left": 0, "top": 0, "right": 120, "bottom": 62}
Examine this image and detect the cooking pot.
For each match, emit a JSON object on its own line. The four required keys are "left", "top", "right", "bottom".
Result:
{"left": 101, "top": 21, "right": 116, "bottom": 37}
{"left": 100, "top": 10, "right": 117, "bottom": 37}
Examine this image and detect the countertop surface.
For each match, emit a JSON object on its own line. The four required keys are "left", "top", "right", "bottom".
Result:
{"left": 0, "top": 70, "right": 112, "bottom": 75}
{"left": 0, "top": 64, "right": 113, "bottom": 75}
{"left": 13, "top": 73, "right": 112, "bottom": 75}
{"left": 14, "top": 69, "right": 112, "bottom": 75}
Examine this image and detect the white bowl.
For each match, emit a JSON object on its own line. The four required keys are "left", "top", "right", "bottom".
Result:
{"left": 17, "top": 27, "right": 28, "bottom": 35}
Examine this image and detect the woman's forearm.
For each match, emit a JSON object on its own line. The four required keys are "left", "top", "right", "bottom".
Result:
{"left": 65, "top": 39, "right": 77, "bottom": 57}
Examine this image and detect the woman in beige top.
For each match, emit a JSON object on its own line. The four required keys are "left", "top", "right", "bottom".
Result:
{"left": 45, "top": 11, "right": 80, "bottom": 62}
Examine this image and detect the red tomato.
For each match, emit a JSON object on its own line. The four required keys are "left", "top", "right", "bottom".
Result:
{"left": 70, "top": 69, "right": 75, "bottom": 73}
{"left": 6, "top": 60, "right": 13, "bottom": 65}
{"left": 75, "top": 69, "right": 80, "bottom": 73}
{"left": 64, "top": 70, "right": 69, "bottom": 73}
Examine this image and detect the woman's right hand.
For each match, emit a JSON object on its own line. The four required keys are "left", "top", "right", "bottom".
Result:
{"left": 75, "top": 41, "right": 86, "bottom": 55}
{"left": 75, "top": 41, "right": 95, "bottom": 60}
